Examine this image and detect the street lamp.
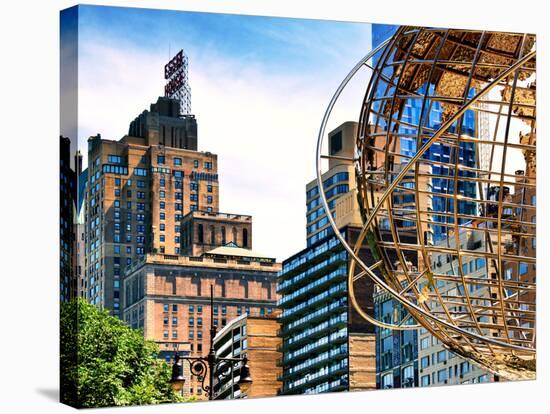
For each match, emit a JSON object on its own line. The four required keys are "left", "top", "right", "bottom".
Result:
{"left": 170, "top": 285, "right": 252, "bottom": 400}
{"left": 170, "top": 353, "right": 185, "bottom": 395}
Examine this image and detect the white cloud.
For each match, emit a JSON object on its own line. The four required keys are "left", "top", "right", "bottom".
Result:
{"left": 77, "top": 35, "right": 372, "bottom": 261}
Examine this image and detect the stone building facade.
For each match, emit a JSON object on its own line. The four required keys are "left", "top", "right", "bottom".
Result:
{"left": 122, "top": 248, "right": 280, "bottom": 398}
{"left": 83, "top": 97, "right": 219, "bottom": 317}
{"left": 212, "top": 314, "right": 281, "bottom": 399}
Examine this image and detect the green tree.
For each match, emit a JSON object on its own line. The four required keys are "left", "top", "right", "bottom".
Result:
{"left": 61, "top": 299, "right": 192, "bottom": 408}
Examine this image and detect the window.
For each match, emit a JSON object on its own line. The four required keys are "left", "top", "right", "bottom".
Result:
{"left": 160, "top": 235, "right": 165, "bottom": 242}
{"left": 172, "top": 317, "right": 178, "bottom": 326}
{"left": 115, "top": 188, "right": 120, "bottom": 197}
{"left": 189, "top": 317, "right": 194, "bottom": 326}
{"left": 204, "top": 161, "right": 212, "bottom": 170}
{"left": 243, "top": 228, "right": 248, "bottom": 247}
{"left": 504, "top": 268, "right": 513, "bottom": 280}
{"left": 163, "top": 330, "right": 168, "bottom": 339}
{"left": 198, "top": 224, "right": 204, "bottom": 244}
{"left": 207, "top": 196, "right": 213, "bottom": 204}
{"left": 197, "top": 317, "right": 203, "bottom": 327}
{"left": 190, "top": 204, "right": 197, "bottom": 211}
{"left": 173, "top": 170, "right": 183, "bottom": 178}
{"left": 137, "top": 180, "right": 145, "bottom": 188}
{"left": 193, "top": 160, "right": 199, "bottom": 168}
{"left": 174, "top": 157, "right": 182, "bottom": 166}
{"left": 421, "top": 375, "right": 430, "bottom": 387}
{"left": 519, "top": 262, "right": 529, "bottom": 275}
{"left": 160, "top": 191, "right": 165, "bottom": 199}
{"left": 197, "top": 305, "right": 202, "bottom": 313}
{"left": 135, "top": 168, "right": 147, "bottom": 177}
{"left": 172, "top": 330, "right": 178, "bottom": 339}
{"left": 157, "top": 155, "right": 165, "bottom": 164}
{"left": 190, "top": 194, "right": 198, "bottom": 202}
{"left": 421, "top": 356, "right": 430, "bottom": 369}
{"left": 189, "top": 305, "right": 194, "bottom": 313}
{"left": 163, "top": 317, "right": 169, "bottom": 325}
{"left": 160, "top": 178, "right": 165, "bottom": 187}
{"left": 437, "top": 369, "right": 447, "bottom": 383}
{"left": 420, "top": 337, "right": 430, "bottom": 350}
{"left": 437, "top": 350, "right": 447, "bottom": 363}
{"left": 160, "top": 212, "right": 165, "bottom": 220}
{"left": 402, "top": 366, "right": 414, "bottom": 387}
{"left": 114, "top": 200, "right": 120, "bottom": 208}
{"left": 108, "top": 154, "right": 122, "bottom": 164}
{"left": 189, "top": 330, "right": 194, "bottom": 340}
{"left": 381, "top": 373, "right": 393, "bottom": 389}
{"left": 207, "top": 185, "right": 212, "bottom": 193}
{"left": 197, "top": 331, "right": 203, "bottom": 340}
{"left": 160, "top": 223, "right": 165, "bottom": 231}
{"left": 190, "top": 182, "right": 198, "bottom": 191}
{"left": 330, "top": 131, "right": 343, "bottom": 154}
{"left": 160, "top": 201, "right": 165, "bottom": 210}
{"left": 175, "top": 203, "right": 183, "bottom": 211}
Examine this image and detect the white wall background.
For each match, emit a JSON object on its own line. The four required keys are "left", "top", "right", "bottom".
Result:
{"left": 0, "top": 1, "right": 548, "bottom": 414}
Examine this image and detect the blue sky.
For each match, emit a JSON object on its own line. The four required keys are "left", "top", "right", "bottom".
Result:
{"left": 61, "top": 5, "right": 376, "bottom": 260}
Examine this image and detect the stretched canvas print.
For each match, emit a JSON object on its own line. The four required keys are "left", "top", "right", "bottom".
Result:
{"left": 60, "top": 4, "right": 537, "bottom": 408}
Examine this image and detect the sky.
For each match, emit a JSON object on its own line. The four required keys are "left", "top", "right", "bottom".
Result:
{"left": 61, "top": 5, "right": 376, "bottom": 262}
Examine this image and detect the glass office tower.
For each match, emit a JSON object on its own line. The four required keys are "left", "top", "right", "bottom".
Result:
{"left": 370, "top": 23, "right": 479, "bottom": 389}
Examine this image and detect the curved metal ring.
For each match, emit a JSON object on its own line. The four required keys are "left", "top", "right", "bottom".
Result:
{"left": 315, "top": 41, "right": 536, "bottom": 352}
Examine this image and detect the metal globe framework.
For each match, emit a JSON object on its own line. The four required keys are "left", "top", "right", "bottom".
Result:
{"left": 316, "top": 27, "right": 536, "bottom": 380}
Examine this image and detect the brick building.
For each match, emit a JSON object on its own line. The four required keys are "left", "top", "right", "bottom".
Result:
{"left": 122, "top": 245, "right": 280, "bottom": 398}
{"left": 83, "top": 97, "right": 219, "bottom": 317}
{"left": 212, "top": 314, "right": 281, "bottom": 399}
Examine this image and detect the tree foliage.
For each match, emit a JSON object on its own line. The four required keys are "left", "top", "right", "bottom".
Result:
{"left": 61, "top": 299, "right": 191, "bottom": 408}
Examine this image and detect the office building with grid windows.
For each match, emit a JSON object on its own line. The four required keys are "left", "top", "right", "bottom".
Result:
{"left": 278, "top": 122, "right": 378, "bottom": 395}
{"left": 84, "top": 96, "right": 219, "bottom": 317}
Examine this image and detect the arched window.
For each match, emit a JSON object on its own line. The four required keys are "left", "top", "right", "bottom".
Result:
{"left": 232, "top": 227, "right": 238, "bottom": 246}
{"left": 221, "top": 226, "right": 226, "bottom": 245}
{"left": 210, "top": 226, "right": 215, "bottom": 245}
{"left": 243, "top": 228, "right": 248, "bottom": 248}
{"left": 198, "top": 224, "right": 204, "bottom": 244}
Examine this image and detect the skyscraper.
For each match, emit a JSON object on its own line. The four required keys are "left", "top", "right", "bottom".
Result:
{"left": 84, "top": 96, "right": 218, "bottom": 317}
{"left": 60, "top": 136, "right": 77, "bottom": 303}
{"left": 371, "top": 24, "right": 478, "bottom": 243}
{"left": 370, "top": 24, "right": 481, "bottom": 389}
{"left": 277, "top": 122, "right": 378, "bottom": 395}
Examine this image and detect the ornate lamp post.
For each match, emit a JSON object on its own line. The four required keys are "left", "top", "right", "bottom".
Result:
{"left": 170, "top": 285, "right": 252, "bottom": 400}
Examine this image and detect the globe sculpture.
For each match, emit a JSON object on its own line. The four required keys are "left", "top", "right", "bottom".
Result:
{"left": 316, "top": 27, "right": 536, "bottom": 379}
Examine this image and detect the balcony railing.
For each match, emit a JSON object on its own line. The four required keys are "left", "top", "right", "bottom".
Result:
{"left": 281, "top": 282, "right": 347, "bottom": 320}
{"left": 278, "top": 267, "right": 346, "bottom": 308}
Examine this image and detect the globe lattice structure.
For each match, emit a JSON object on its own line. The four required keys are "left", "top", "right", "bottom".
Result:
{"left": 316, "top": 26, "right": 536, "bottom": 380}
